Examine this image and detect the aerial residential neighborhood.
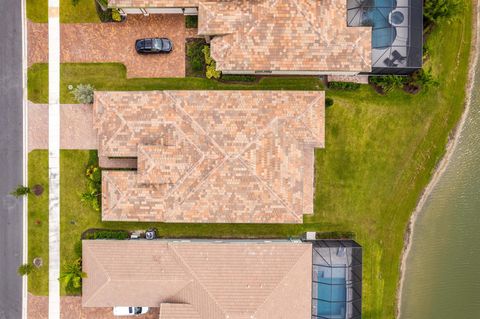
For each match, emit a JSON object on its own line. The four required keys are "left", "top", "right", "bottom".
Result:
{"left": 0, "top": 0, "right": 477, "bottom": 319}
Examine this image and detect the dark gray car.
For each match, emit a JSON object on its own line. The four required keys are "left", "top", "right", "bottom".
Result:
{"left": 135, "top": 38, "right": 173, "bottom": 54}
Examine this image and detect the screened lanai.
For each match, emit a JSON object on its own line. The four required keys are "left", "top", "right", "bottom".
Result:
{"left": 347, "top": 0, "right": 423, "bottom": 74}
{"left": 311, "top": 240, "right": 362, "bottom": 319}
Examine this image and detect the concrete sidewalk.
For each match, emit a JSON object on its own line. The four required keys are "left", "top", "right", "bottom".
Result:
{"left": 28, "top": 103, "right": 97, "bottom": 152}
{"left": 48, "top": 0, "right": 61, "bottom": 317}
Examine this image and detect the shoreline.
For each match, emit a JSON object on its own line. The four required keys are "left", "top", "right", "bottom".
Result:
{"left": 395, "top": 2, "right": 480, "bottom": 318}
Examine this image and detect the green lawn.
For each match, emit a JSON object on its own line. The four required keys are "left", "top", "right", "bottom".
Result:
{"left": 27, "top": 150, "right": 49, "bottom": 295}
{"left": 26, "top": 1, "right": 473, "bottom": 318}
{"left": 27, "top": 63, "right": 324, "bottom": 104}
{"left": 26, "top": 0, "right": 47, "bottom": 23}
{"left": 27, "top": 0, "right": 99, "bottom": 23}
{"left": 314, "top": 7, "right": 472, "bottom": 318}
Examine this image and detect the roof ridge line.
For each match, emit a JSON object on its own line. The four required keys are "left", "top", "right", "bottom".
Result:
{"left": 252, "top": 245, "right": 312, "bottom": 316}
{"left": 102, "top": 172, "right": 122, "bottom": 212}
{"left": 82, "top": 243, "right": 112, "bottom": 307}
{"left": 104, "top": 112, "right": 131, "bottom": 156}
{"left": 164, "top": 91, "right": 228, "bottom": 158}
{"left": 290, "top": 0, "right": 330, "bottom": 45}
{"left": 167, "top": 243, "right": 227, "bottom": 318}
{"left": 235, "top": 157, "right": 301, "bottom": 222}
{"left": 175, "top": 156, "right": 228, "bottom": 207}
{"left": 293, "top": 95, "right": 324, "bottom": 146}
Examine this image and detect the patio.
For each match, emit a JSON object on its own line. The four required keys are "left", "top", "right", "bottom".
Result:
{"left": 28, "top": 15, "right": 186, "bottom": 78}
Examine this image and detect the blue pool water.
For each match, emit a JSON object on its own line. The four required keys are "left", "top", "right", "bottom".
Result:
{"left": 363, "top": 0, "right": 397, "bottom": 48}
{"left": 316, "top": 277, "right": 346, "bottom": 317}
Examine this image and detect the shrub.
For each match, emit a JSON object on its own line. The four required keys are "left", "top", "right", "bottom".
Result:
{"left": 410, "top": 68, "right": 439, "bottom": 90}
{"left": 206, "top": 62, "right": 222, "bottom": 79}
{"left": 59, "top": 259, "right": 86, "bottom": 291}
{"left": 185, "top": 15, "right": 198, "bottom": 28}
{"left": 111, "top": 9, "right": 122, "bottom": 22}
{"left": 325, "top": 97, "right": 334, "bottom": 107}
{"left": 70, "top": 84, "right": 94, "bottom": 104}
{"left": 186, "top": 40, "right": 206, "bottom": 74}
{"left": 202, "top": 46, "right": 221, "bottom": 79}
{"left": 71, "top": 0, "right": 80, "bottom": 6}
{"left": 202, "top": 46, "right": 213, "bottom": 65}
{"left": 95, "top": 0, "right": 114, "bottom": 23}
{"left": 221, "top": 74, "right": 257, "bottom": 82}
{"left": 81, "top": 165, "right": 101, "bottom": 211}
{"left": 328, "top": 81, "right": 360, "bottom": 90}
{"left": 424, "top": 0, "right": 461, "bottom": 26}
{"left": 84, "top": 230, "right": 130, "bottom": 240}
{"left": 370, "top": 75, "right": 406, "bottom": 94}
{"left": 10, "top": 185, "right": 30, "bottom": 197}
{"left": 86, "top": 165, "right": 101, "bottom": 189}
{"left": 17, "top": 263, "right": 34, "bottom": 276}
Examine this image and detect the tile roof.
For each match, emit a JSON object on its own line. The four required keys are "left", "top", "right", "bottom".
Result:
{"left": 201, "top": 0, "right": 372, "bottom": 73}
{"left": 109, "top": 0, "right": 372, "bottom": 73}
{"left": 159, "top": 304, "right": 201, "bottom": 319}
{"left": 93, "top": 91, "right": 324, "bottom": 223}
{"left": 82, "top": 240, "right": 313, "bottom": 319}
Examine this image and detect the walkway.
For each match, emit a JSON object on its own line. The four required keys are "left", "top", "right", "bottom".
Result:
{"left": 28, "top": 15, "right": 186, "bottom": 78}
{"left": 48, "top": 0, "right": 61, "bottom": 318}
{"left": 28, "top": 103, "right": 97, "bottom": 152}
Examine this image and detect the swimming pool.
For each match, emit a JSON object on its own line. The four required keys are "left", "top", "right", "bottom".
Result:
{"left": 316, "top": 274, "right": 347, "bottom": 317}
{"left": 363, "top": 0, "right": 397, "bottom": 48}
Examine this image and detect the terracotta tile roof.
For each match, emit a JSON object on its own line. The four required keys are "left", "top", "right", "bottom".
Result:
{"left": 159, "top": 304, "right": 201, "bottom": 319}
{"left": 200, "top": 0, "right": 372, "bottom": 73}
{"left": 93, "top": 91, "right": 324, "bottom": 223}
{"left": 82, "top": 240, "right": 313, "bottom": 319}
{"left": 109, "top": 0, "right": 372, "bottom": 72}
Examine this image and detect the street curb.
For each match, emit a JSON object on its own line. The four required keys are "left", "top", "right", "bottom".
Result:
{"left": 21, "top": 0, "right": 29, "bottom": 318}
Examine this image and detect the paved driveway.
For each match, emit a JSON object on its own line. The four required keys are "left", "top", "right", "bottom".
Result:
{"left": 28, "top": 103, "right": 98, "bottom": 152}
{"left": 28, "top": 15, "right": 186, "bottom": 78}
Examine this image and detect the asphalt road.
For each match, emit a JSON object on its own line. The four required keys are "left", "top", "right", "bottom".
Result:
{"left": 0, "top": 0, "right": 24, "bottom": 318}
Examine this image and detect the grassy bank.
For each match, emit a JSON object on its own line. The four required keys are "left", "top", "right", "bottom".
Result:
{"left": 27, "top": 63, "right": 323, "bottom": 104}
{"left": 26, "top": 3, "right": 472, "bottom": 318}
{"left": 27, "top": 0, "right": 99, "bottom": 23}
{"left": 315, "top": 5, "right": 472, "bottom": 318}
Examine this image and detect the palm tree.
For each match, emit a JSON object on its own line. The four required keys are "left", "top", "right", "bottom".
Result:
{"left": 59, "top": 259, "right": 87, "bottom": 290}
{"left": 17, "top": 263, "right": 34, "bottom": 276}
{"left": 10, "top": 185, "right": 30, "bottom": 198}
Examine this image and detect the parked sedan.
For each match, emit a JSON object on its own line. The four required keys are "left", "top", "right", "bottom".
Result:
{"left": 135, "top": 38, "right": 173, "bottom": 54}
{"left": 113, "top": 306, "right": 149, "bottom": 316}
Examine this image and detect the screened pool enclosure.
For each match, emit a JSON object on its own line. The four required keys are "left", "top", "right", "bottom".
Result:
{"left": 347, "top": 0, "right": 423, "bottom": 74}
{"left": 310, "top": 240, "right": 362, "bottom": 319}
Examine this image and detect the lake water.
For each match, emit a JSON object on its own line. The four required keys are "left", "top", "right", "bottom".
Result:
{"left": 399, "top": 36, "right": 480, "bottom": 319}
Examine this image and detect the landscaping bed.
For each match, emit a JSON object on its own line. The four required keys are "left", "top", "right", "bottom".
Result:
{"left": 186, "top": 38, "right": 207, "bottom": 77}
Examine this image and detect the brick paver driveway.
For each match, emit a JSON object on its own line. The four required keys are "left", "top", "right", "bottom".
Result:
{"left": 28, "top": 15, "right": 186, "bottom": 78}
